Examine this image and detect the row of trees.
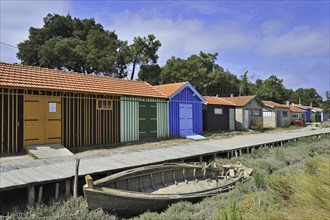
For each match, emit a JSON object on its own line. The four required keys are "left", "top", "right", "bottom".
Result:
{"left": 138, "top": 52, "right": 325, "bottom": 108}
{"left": 17, "top": 14, "right": 161, "bottom": 79}
{"left": 17, "top": 14, "right": 328, "bottom": 111}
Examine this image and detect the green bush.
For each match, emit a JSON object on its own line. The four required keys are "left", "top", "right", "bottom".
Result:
{"left": 219, "top": 201, "right": 242, "bottom": 220}
{"left": 250, "top": 119, "right": 263, "bottom": 131}
{"left": 254, "top": 172, "right": 267, "bottom": 190}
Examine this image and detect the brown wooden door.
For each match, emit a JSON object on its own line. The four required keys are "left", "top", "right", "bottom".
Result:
{"left": 44, "top": 97, "right": 61, "bottom": 144}
{"left": 24, "top": 95, "right": 61, "bottom": 146}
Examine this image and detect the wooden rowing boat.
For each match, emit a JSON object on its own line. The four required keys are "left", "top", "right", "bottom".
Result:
{"left": 83, "top": 162, "right": 252, "bottom": 217}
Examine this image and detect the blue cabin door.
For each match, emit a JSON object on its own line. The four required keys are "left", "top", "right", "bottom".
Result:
{"left": 179, "top": 103, "right": 193, "bottom": 136}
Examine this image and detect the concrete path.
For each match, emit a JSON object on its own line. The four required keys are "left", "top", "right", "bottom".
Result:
{"left": 0, "top": 127, "right": 329, "bottom": 191}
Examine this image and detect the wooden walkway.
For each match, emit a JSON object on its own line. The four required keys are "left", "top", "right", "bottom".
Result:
{"left": 0, "top": 128, "right": 329, "bottom": 192}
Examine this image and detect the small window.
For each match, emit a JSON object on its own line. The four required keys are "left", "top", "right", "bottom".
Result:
{"left": 254, "top": 109, "right": 261, "bottom": 116}
{"left": 214, "top": 108, "right": 223, "bottom": 115}
{"left": 292, "top": 113, "right": 298, "bottom": 118}
{"left": 263, "top": 111, "right": 272, "bottom": 117}
{"left": 97, "top": 99, "right": 112, "bottom": 110}
{"left": 282, "top": 111, "right": 288, "bottom": 118}
{"left": 98, "top": 100, "right": 102, "bottom": 109}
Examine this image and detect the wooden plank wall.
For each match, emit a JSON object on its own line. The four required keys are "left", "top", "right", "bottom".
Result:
{"left": 62, "top": 93, "right": 120, "bottom": 148}
{"left": 0, "top": 89, "right": 121, "bottom": 155}
{"left": 0, "top": 88, "right": 24, "bottom": 154}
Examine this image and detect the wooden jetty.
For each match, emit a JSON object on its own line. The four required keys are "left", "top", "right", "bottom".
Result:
{"left": 0, "top": 128, "right": 329, "bottom": 207}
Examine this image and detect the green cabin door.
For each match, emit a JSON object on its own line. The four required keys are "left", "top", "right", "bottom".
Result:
{"left": 139, "top": 102, "right": 157, "bottom": 139}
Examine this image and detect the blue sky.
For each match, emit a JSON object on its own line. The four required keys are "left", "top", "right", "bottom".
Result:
{"left": 1, "top": 1, "right": 329, "bottom": 99}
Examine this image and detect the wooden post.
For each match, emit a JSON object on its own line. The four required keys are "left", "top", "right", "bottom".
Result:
{"left": 55, "top": 182, "right": 59, "bottom": 200}
{"left": 27, "top": 186, "right": 35, "bottom": 205}
{"left": 239, "top": 149, "right": 242, "bottom": 156}
{"left": 212, "top": 153, "right": 216, "bottom": 161}
{"left": 65, "top": 180, "right": 71, "bottom": 197}
{"left": 227, "top": 152, "right": 230, "bottom": 159}
{"left": 37, "top": 186, "right": 43, "bottom": 203}
{"left": 85, "top": 175, "right": 94, "bottom": 189}
{"left": 199, "top": 156, "right": 203, "bottom": 162}
{"left": 74, "top": 158, "right": 80, "bottom": 198}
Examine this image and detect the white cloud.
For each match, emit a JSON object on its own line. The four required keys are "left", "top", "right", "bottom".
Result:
{"left": 98, "top": 9, "right": 258, "bottom": 65}
{"left": 256, "top": 25, "right": 329, "bottom": 57}
{"left": 0, "top": 0, "right": 71, "bottom": 63}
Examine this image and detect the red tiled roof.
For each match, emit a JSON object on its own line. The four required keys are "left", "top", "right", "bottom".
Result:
{"left": 154, "top": 82, "right": 188, "bottom": 97}
{"left": 0, "top": 62, "right": 167, "bottom": 98}
{"left": 204, "top": 96, "right": 236, "bottom": 106}
{"left": 220, "top": 95, "right": 256, "bottom": 107}
{"left": 262, "top": 100, "right": 289, "bottom": 109}
{"left": 290, "top": 105, "right": 306, "bottom": 113}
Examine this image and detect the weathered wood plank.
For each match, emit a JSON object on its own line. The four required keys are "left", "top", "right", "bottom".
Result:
{"left": 0, "top": 128, "right": 328, "bottom": 191}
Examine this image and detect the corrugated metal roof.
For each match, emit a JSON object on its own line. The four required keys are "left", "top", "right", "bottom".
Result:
{"left": 0, "top": 62, "right": 167, "bottom": 98}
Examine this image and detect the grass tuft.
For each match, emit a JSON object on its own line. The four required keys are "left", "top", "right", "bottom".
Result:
{"left": 3, "top": 136, "right": 330, "bottom": 220}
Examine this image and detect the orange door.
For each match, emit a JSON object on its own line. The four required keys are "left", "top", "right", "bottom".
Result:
{"left": 24, "top": 95, "right": 61, "bottom": 146}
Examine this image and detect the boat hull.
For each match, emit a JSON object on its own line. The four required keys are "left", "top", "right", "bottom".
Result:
{"left": 83, "top": 163, "right": 252, "bottom": 217}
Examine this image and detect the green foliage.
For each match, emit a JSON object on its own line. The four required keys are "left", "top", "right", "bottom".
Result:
{"left": 17, "top": 13, "right": 161, "bottom": 79}
{"left": 5, "top": 137, "right": 330, "bottom": 220}
{"left": 254, "top": 75, "right": 292, "bottom": 103}
{"left": 160, "top": 51, "right": 241, "bottom": 96}
{"left": 290, "top": 88, "right": 323, "bottom": 107}
{"left": 219, "top": 201, "right": 242, "bottom": 220}
{"left": 304, "top": 158, "right": 320, "bottom": 174}
{"left": 239, "top": 71, "right": 251, "bottom": 96}
{"left": 6, "top": 197, "right": 116, "bottom": 220}
{"left": 322, "top": 91, "right": 330, "bottom": 115}
{"left": 250, "top": 119, "right": 263, "bottom": 131}
{"left": 267, "top": 175, "right": 294, "bottom": 200}
{"left": 254, "top": 172, "right": 267, "bottom": 190}
{"left": 160, "top": 52, "right": 218, "bottom": 93}
{"left": 138, "top": 64, "right": 161, "bottom": 85}
{"left": 206, "top": 69, "right": 240, "bottom": 97}
{"left": 130, "top": 34, "right": 161, "bottom": 80}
